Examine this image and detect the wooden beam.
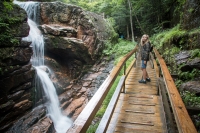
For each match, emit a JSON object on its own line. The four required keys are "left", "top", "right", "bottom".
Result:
{"left": 96, "top": 76, "right": 125, "bottom": 133}
{"left": 154, "top": 49, "right": 197, "bottom": 133}
{"left": 158, "top": 78, "right": 176, "bottom": 133}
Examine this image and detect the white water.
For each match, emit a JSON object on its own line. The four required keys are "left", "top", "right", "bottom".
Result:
{"left": 14, "top": 1, "right": 72, "bottom": 132}
{"left": 36, "top": 67, "right": 72, "bottom": 132}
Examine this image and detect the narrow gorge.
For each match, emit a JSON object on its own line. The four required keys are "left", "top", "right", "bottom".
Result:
{"left": 0, "top": 1, "right": 115, "bottom": 132}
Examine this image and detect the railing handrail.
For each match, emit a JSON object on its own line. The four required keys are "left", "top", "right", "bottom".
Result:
{"left": 154, "top": 49, "right": 197, "bottom": 133}
{"left": 96, "top": 58, "right": 136, "bottom": 132}
{"left": 66, "top": 46, "right": 138, "bottom": 133}
{"left": 96, "top": 75, "right": 126, "bottom": 133}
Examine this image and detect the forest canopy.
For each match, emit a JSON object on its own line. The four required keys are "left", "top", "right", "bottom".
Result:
{"left": 61, "top": 0, "right": 185, "bottom": 39}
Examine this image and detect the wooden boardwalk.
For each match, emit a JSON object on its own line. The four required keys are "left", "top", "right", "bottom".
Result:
{"left": 106, "top": 58, "right": 167, "bottom": 133}
{"left": 67, "top": 48, "right": 197, "bottom": 133}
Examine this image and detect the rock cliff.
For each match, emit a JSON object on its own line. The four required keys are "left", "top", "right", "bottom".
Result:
{"left": 39, "top": 2, "right": 112, "bottom": 79}
{"left": 0, "top": 1, "right": 115, "bottom": 132}
{"left": 0, "top": 4, "right": 35, "bottom": 132}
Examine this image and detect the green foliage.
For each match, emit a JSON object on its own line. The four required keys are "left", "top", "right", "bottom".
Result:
{"left": 86, "top": 122, "right": 100, "bottom": 133}
{"left": 105, "top": 17, "right": 119, "bottom": 43}
{"left": 175, "top": 79, "right": 183, "bottom": 88}
{"left": 189, "top": 27, "right": 200, "bottom": 35}
{"left": 63, "top": 0, "right": 189, "bottom": 39}
{"left": 190, "top": 49, "right": 200, "bottom": 58}
{"left": 151, "top": 25, "right": 186, "bottom": 49}
{"left": 162, "top": 47, "right": 180, "bottom": 58}
{"left": 3, "top": 1, "right": 13, "bottom": 10}
{"left": 181, "top": 91, "right": 200, "bottom": 107}
{"left": 151, "top": 25, "right": 186, "bottom": 52}
{"left": 178, "top": 69, "right": 200, "bottom": 81}
{"left": 0, "top": 1, "right": 21, "bottom": 46}
{"left": 103, "top": 39, "right": 136, "bottom": 64}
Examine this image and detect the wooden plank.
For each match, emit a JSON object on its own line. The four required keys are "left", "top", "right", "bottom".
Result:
{"left": 117, "top": 114, "right": 163, "bottom": 123}
{"left": 154, "top": 49, "right": 197, "bottom": 133}
{"left": 125, "top": 84, "right": 157, "bottom": 89}
{"left": 121, "top": 105, "right": 161, "bottom": 113}
{"left": 125, "top": 89, "right": 158, "bottom": 95}
{"left": 123, "top": 97, "right": 159, "bottom": 103}
{"left": 96, "top": 76, "right": 125, "bottom": 133}
{"left": 115, "top": 123, "right": 164, "bottom": 131}
{"left": 126, "top": 93, "right": 156, "bottom": 98}
{"left": 114, "top": 126, "right": 163, "bottom": 133}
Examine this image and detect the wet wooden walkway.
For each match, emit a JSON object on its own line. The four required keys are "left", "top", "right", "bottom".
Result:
{"left": 67, "top": 47, "right": 197, "bottom": 133}
{"left": 106, "top": 57, "right": 167, "bottom": 133}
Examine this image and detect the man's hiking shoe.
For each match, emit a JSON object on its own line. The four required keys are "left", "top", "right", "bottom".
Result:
{"left": 146, "top": 78, "right": 151, "bottom": 82}
{"left": 138, "top": 79, "right": 146, "bottom": 84}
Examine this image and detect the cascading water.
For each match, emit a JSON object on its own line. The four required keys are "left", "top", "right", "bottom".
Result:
{"left": 14, "top": 1, "right": 72, "bottom": 132}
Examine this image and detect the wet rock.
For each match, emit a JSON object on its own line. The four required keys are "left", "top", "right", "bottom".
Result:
{"left": 174, "top": 51, "right": 190, "bottom": 65}
{"left": 63, "top": 96, "right": 86, "bottom": 116}
{"left": 10, "top": 82, "right": 32, "bottom": 93}
{"left": 71, "top": 103, "right": 86, "bottom": 120}
{"left": 174, "top": 51, "right": 200, "bottom": 72}
{"left": 61, "top": 98, "right": 72, "bottom": 110}
{"left": 72, "top": 85, "right": 82, "bottom": 92}
{"left": 20, "top": 40, "right": 32, "bottom": 47}
{"left": 7, "top": 106, "right": 47, "bottom": 133}
{"left": 0, "top": 100, "right": 14, "bottom": 114}
{"left": 83, "top": 81, "right": 92, "bottom": 87}
{"left": 59, "top": 90, "right": 73, "bottom": 104}
{"left": 40, "top": 1, "right": 115, "bottom": 79}
{"left": 41, "top": 24, "right": 77, "bottom": 37}
{"left": 0, "top": 3, "right": 35, "bottom": 131}
{"left": 187, "top": 57, "right": 200, "bottom": 70}
{"left": 0, "top": 100, "right": 32, "bottom": 129}
{"left": 0, "top": 47, "right": 32, "bottom": 67}
{"left": 79, "top": 87, "right": 87, "bottom": 93}
{"left": 0, "top": 63, "right": 33, "bottom": 83}
{"left": 14, "top": 99, "right": 32, "bottom": 111}
{"left": 7, "top": 90, "right": 25, "bottom": 101}
{"left": 66, "top": 84, "right": 73, "bottom": 90}
{"left": 179, "top": 81, "right": 200, "bottom": 94}
{"left": 0, "top": 69, "right": 35, "bottom": 94}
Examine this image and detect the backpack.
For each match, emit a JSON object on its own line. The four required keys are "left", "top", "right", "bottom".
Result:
{"left": 149, "top": 43, "right": 153, "bottom": 52}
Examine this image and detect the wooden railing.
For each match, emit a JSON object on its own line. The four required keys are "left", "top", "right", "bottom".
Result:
{"left": 154, "top": 48, "right": 197, "bottom": 133}
{"left": 67, "top": 46, "right": 197, "bottom": 133}
{"left": 96, "top": 59, "right": 137, "bottom": 133}
{"left": 66, "top": 46, "right": 138, "bottom": 133}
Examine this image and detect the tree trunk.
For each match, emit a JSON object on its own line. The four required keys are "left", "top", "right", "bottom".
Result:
{"left": 127, "top": 25, "right": 130, "bottom": 40}
{"left": 133, "top": 10, "right": 145, "bottom": 34}
{"left": 128, "top": 0, "right": 135, "bottom": 42}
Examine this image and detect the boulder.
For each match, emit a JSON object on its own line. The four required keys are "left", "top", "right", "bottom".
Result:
{"left": 39, "top": 1, "right": 114, "bottom": 79}
{"left": 175, "top": 51, "right": 200, "bottom": 72}
{"left": 7, "top": 106, "right": 46, "bottom": 133}
{"left": 187, "top": 57, "right": 200, "bottom": 70}
{"left": 179, "top": 81, "right": 200, "bottom": 95}
{"left": 174, "top": 51, "right": 190, "bottom": 65}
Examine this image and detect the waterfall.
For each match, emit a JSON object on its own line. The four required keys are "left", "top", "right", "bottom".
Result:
{"left": 36, "top": 67, "right": 72, "bottom": 132}
{"left": 14, "top": 1, "right": 72, "bottom": 132}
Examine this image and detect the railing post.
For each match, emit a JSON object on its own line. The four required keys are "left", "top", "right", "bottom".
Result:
{"left": 124, "top": 63, "right": 126, "bottom": 75}
{"left": 122, "top": 63, "right": 126, "bottom": 93}
{"left": 135, "top": 51, "right": 137, "bottom": 59}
